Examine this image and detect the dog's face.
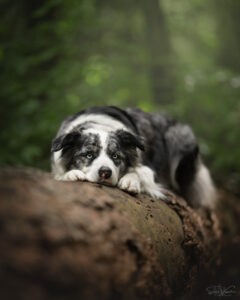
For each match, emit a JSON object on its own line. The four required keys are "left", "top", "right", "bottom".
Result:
{"left": 51, "top": 129, "right": 144, "bottom": 186}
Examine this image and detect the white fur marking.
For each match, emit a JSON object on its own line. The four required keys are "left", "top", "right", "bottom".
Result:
{"left": 52, "top": 150, "right": 65, "bottom": 176}
{"left": 135, "top": 165, "right": 166, "bottom": 200}
{"left": 56, "top": 169, "right": 86, "bottom": 181}
{"left": 83, "top": 132, "right": 119, "bottom": 185}
{"left": 187, "top": 164, "right": 217, "bottom": 208}
{"left": 118, "top": 173, "right": 141, "bottom": 194}
{"left": 63, "top": 114, "right": 129, "bottom": 134}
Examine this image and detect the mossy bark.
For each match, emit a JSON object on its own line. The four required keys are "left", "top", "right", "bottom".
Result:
{"left": 0, "top": 168, "right": 239, "bottom": 300}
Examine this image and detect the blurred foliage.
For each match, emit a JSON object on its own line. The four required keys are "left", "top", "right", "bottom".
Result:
{"left": 0, "top": 0, "right": 239, "bottom": 193}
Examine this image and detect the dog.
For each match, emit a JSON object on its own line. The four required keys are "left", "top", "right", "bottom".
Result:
{"left": 51, "top": 106, "right": 216, "bottom": 208}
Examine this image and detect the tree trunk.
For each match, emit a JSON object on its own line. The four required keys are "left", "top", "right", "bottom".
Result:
{"left": 140, "top": 0, "right": 175, "bottom": 105}
{"left": 0, "top": 168, "right": 239, "bottom": 300}
{"left": 214, "top": 0, "right": 240, "bottom": 72}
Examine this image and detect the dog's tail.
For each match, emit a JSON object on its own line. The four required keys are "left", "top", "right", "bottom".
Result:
{"left": 165, "top": 123, "right": 217, "bottom": 208}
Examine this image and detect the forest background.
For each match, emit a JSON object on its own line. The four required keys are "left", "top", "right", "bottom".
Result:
{"left": 1, "top": 0, "right": 240, "bottom": 196}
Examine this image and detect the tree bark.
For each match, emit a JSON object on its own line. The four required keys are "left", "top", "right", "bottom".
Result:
{"left": 0, "top": 168, "right": 239, "bottom": 300}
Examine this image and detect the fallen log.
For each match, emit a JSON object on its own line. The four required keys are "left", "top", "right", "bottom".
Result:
{"left": 0, "top": 168, "right": 239, "bottom": 300}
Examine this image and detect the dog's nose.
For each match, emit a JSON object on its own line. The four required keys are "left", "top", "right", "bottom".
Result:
{"left": 98, "top": 167, "right": 112, "bottom": 180}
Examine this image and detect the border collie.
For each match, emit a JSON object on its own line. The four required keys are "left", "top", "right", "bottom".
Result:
{"left": 51, "top": 106, "right": 216, "bottom": 208}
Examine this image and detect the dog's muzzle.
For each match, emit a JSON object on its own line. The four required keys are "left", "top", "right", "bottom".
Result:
{"left": 98, "top": 166, "right": 112, "bottom": 181}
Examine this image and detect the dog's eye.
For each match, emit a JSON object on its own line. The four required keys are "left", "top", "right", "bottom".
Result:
{"left": 112, "top": 154, "right": 118, "bottom": 159}
{"left": 87, "top": 153, "right": 93, "bottom": 159}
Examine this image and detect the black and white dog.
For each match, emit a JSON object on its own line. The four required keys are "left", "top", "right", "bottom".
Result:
{"left": 51, "top": 106, "right": 216, "bottom": 208}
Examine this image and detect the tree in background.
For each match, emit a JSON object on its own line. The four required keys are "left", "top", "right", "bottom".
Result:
{"left": 0, "top": 0, "right": 99, "bottom": 168}
{"left": 212, "top": 0, "right": 240, "bottom": 192}
{"left": 215, "top": 0, "right": 240, "bottom": 72}
{"left": 140, "top": 0, "right": 175, "bottom": 104}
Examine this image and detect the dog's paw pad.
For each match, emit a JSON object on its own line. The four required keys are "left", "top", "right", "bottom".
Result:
{"left": 118, "top": 173, "right": 141, "bottom": 194}
{"left": 57, "top": 170, "right": 86, "bottom": 181}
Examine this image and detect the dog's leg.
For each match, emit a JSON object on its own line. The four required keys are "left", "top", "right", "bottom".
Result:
{"left": 118, "top": 172, "right": 141, "bottom": 194}
{"left": 118, "top": 166, "right": 166, "bottom": 200}
{"left": 55, "top": 170, "right": 86, "bottom": 181}
{"left": 134, "top": 165, "right": 166, "bottom": 200}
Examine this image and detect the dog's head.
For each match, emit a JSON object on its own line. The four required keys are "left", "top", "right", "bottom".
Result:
{"left": 51, "top": 129, "right": 144, "bottom": 185}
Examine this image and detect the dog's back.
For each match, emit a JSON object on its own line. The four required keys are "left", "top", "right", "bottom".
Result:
{"left": 126, "top": 108, "right": 217, "bottom": 208}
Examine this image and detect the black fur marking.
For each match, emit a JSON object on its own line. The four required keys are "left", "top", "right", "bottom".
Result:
{"left": 164, "top": 122, "right": 199, "bottom": 191}
{"left": 105, "top": 135, "right": 127, "bottom": 177}
{"left": 57, "top": 132, "right": 101, "bottom": 171}
{"left": 107, "top": 131, "right": 140, "bottom": 170}
{"left": 51, "top": 132, "right": 82, "bottom": 152}
{"left": 115, "top": 129, "right": 145, "bottom": 151}
{"left": 126, "top": 108, "right": 175, "bottom": 183}
{"left": 69, "top": 106, "right": 139, "bottom": 134}
{"left": 69, "top": 133, "right": 101, "bottom": 170}
{"left": 175, "top": 145, "right": 199, "bottom": 191}
{"left": 106, "top": 138, "right": 122, "bottom": 167}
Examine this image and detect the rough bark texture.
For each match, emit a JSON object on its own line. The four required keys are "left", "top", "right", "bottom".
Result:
{"left": 0, "top": 168, "right": 239, "bottom": 300}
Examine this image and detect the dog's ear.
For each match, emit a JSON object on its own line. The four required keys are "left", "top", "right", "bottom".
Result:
{"left": 51, "top": 132, "right": 81, "bottom": 152}
{"left": 116, "top": 129, "right": 145, "bottom": 151}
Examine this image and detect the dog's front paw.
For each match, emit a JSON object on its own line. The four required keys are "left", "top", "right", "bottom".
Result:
{"left": 56, "top": 170, "right": 86, "bottom": 181}
{"left": 146, "top": 186, "right": 167, "bottom": 200}
{"left": 118, "top": 173, "right": 141, "bottom": 195}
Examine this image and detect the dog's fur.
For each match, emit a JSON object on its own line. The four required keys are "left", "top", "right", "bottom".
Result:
{"left": 51, "top": 106, "right": 216, "bottom": 208}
